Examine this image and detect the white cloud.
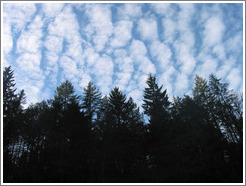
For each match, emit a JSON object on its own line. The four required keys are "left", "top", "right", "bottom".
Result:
{"left": 158, "top": 65, "right": 178, "bottom": 97}
{"left": 79, "top": 73, "right": 92, "bottom": 89}
{"left": 196, "top": 57, "right": 218, "bottom": 78}
{"left": 128, "top": 40, "right": 156, "bottom": 95}
{"left": 203, "top": 16, "right": 225, "bottom": 47}
{"left": 47, "top": 5, "right": 82, "bottom": 49}
{"left": 162, "top": 18, "right": 176, "bottom": 43}
{"left": 42, "top": 3, "right": 64, "bottom": 17}
{"left": 3, "top": 58, "right": 10, "bottom": 68}
{"left": 137, "top": 17, "right": 158, "bottom": 41}
{"left": 83, "top": 47, "right": 100, "bottom": 68}
{"left": 15, "top": 53, "right": 44, "bottom": 81}
{"left": 2, "top": 21, "right": 13, "bottom": 55}
{"left": 115, "top": 72, "right": 132, "bottom": 91}
{"left": 225, "top": 32, "right": 243, "bottom": 54}
{"left": 170, "top": 4, "right": 196, "bottom": 76}
{"left": 65, "top": 35, "right": 84, "bottom": 63}
{"left": 137, "top": 56, "right": 156, "bottom": 74}
{"left": 174, "top": 41, "right": 196, "bottom": 75}
{"left": 117, "top": 4, "right": 142, "bottom": 20}
{"left": 137, "top": 74, "right": 149, "bottom": 90}
{"left": 130, "top": 39, "right": 147, "bottom": 56}
{"left": 197, "top": 5, "right": 228, "bottom": 80}
{"left": 150, "top": 3, "right": 171, "bottom": 16}
{"left": 14, "top": 13, "right": 46, "bottom": 106}
{"left": 22, "top": 85, "right": 41, "bottom": 105}
{"left": 16, "top": 53, "right": 41, "bottom": 75}
{"left": 17, "top": 15, "right": 43, "bottom": 53}
{"left": 216, "top": 56, "right": 235, "bottom": 78}
{"left": 60, "top": 55, "right": 79, "bottom": 83}
{"left": 128, "top": 89, "right": 143, "bottom": 112}
{"left": 110, "top": 20, "right": 133, "bottom": 48}
{"left": 175, "top": 72, "right": 189, "bottom": 94}
{"left": 3, "top": 3, "right": 37, "bottom": 32}
{"left": 44, "top": 51, "right": 59, "bottom": 85}
{"left": 114, "top": 48, "right": 128, "bottom": 59}
{"left": 150, "top": 40, "right": 172, "bottom": 71}
{"left": 3, "top": 3, "right": 37, "bottom": 64}
{"left": 93, "top": 55, "right": 114, "bottom": 77}
{"left": 48, "top": 5, "right": 79, "bottom": 38}
{"left": 114, "top": 49, "right": 134, "bottom": 90}
{"left": 212, "top": 44, "right": 226, "bottom": 61}
{"left": 226, "top": 67, "right": 242, "bottom": 91}
{"left": 47, "top": 5, "right": 83, "bottom": 60}
{"left": 91, "top": 54, "right": 114, "bottom": 95}
{"left": 44, "top": 4, "right": 83, "bottom": 88}
{"left": 178, "top": 3, "right": 195, "bottom": 31}
{"left": 84, "top": 4, "right": 113, "bottom": 52}
{"left": 44, "top": 35, "right": 63, "bottom": 53}
{"left": 130, "top": 40, "right": 156, "bottom": 75}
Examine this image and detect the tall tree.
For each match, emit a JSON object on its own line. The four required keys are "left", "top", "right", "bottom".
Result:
{"left": 17, "top": 100, "right": 52, "bottom": 182}
{"left": 142, "top": 73, "right": 170, "bottom": 125}
{"left": 209, "top": 74, "right": 242, "bottom": 143}
{"left": 97, "top": 87, "right": 146, "bottom": 182}
{"left": 82, "top": 81, "right": 102, "bottom": 123}
{"left": 81, "top": 81, "right": 102, "bottom": 182}
{"left": 3, "top": 66, "right": 25, "bottom": 148}
{"left": 44, "top": 80, "right": 90, "bottom": 182}
{"left": 3, "top": 66, "right": 26, "bottom": 182}
{"left": 142, "top": 74, "right": 171, "bottom": 181}
{"left": 192, "top": 74, "right": 243, "bottom": 182}
{"left": 170, "top": 94, "right": 227, "bottom": 182}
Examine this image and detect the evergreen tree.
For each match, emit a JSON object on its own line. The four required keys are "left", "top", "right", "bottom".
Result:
{"left": 169, "top": 94, "right": 227, "bottom": 182}
{"left": 3, "top": 66, "right": 25, "bottom": 148}
{"left": 208, "top": 74, "right": 242, "bottom": 143}
{"left": 82, "top": 81, "right": 102, "bottom": 123}
{"left": 192, "top": 74, "right": 243, "bottom": 182}
{"left": 18, "top": 100, "right": 52, "bottom": 182}
{"left": 81, "top": 81, "right": 102, "bottom": 182}
{"left": 44, "top": 80, "right": 90, "bottom": 182}
{"left": 3, "top": 66, "right": 25, "bottom": 182}
{"left": 142, "top": 74, "right": 171, "bottom": 182}
{"left": 142, "top": 73, "right": 170, "bottom": 124}
{"left": 97, "top": 87, "right": 146, "bottom": 182}
{"left": 3, "top": 69, "right": 243, "bottom": 183}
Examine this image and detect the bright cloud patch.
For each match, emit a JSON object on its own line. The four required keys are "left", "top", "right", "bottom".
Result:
{"left": 137, "top": 17, "right": 158, "bottom": 41}
{"left": 110, "top": 20, "right": 133, "bottom": 48}
{"left": 2, "top": 3, "right": 243, "bottom": 109}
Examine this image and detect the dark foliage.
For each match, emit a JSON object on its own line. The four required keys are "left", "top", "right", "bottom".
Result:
{"left": 3, "top": 67, "right": 243, "bottom": 183}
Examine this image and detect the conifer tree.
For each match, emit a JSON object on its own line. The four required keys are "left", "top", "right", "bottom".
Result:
{"left": 82, "top": 81, "right": 102, "bottom": 123}
{"left": 142, "top": 73, "right": 170, "bottom": 124}
{"left": 3, "top": 66, "right": 25, "bottom": 182}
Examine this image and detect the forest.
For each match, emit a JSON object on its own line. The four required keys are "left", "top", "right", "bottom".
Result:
{"left": 3, "top": 66, "right": 243, "bottom": 183}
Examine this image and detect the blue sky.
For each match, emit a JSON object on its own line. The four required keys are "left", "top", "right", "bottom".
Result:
{"left": 2, "top": 2, "right": 244, "bottom": 110}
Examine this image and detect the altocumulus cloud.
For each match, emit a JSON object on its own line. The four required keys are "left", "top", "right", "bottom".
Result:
{"left": 2, "top": 2, "right": 244, "bottom": 108}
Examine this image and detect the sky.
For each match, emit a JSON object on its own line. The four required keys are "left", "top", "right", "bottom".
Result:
{"left": 2, "top": 2, "right": 244, "bottom": 110}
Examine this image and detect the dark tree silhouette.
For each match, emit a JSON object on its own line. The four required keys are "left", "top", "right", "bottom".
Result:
{"left": 3, "top": 66, "right": 243, "bottom": 183}
{"left": 3, "top": 66, "right": 25, "bottom": 182}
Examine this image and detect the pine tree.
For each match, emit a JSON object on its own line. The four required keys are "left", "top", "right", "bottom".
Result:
{"left": 47, "top": 80, "right": 90, "bottom": 182}
{"left": 82, "top": 81, "right": 102, "bottom": 123}
{"left": 142, "top": 73, "right": 170, "bottom": 124}
{"left": 3, "top": 66, "right": 25, "bottom": 182}
{"left": 53, "top": 80, "right": 79, "bottom": 110}
{"left": 142, "top": 74, "right": 171, "bottom": 182}
{"left": 97, "top": 87, "right": 145, "bottom": 182}
{"left": 209, "top": 74, "right": 242, "bottom": 143}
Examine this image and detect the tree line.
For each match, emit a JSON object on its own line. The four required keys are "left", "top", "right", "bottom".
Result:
{"left": 3, "top": 66, "right": 243, "bottom": 183}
